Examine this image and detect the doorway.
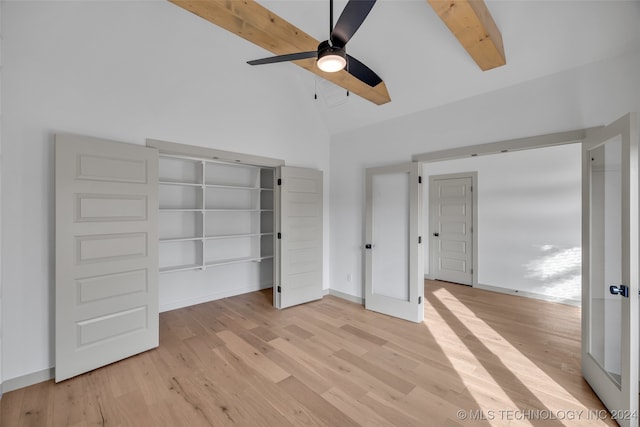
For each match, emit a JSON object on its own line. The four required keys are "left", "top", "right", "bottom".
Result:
{"left": 420, "top": 143, "right": 582, "bottom": 304}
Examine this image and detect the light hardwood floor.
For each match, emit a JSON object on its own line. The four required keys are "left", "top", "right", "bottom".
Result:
{"left": 0, "top": 280, "right": 616, "bottom": 426}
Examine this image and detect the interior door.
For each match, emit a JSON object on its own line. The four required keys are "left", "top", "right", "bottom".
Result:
{"left": 430, "top": 175, "right": 474, "bottom": 286}
{"left": 275, "top": 166, "right": 323, "bottom": 309}
{"left": 582, "top": 113, "right": 639, "bottom": 426}
{"left": 55, "top": 134, "right": 159, "bottom": 382}
{"left": 365, "top": 163, "right": 423, "bottom": 323}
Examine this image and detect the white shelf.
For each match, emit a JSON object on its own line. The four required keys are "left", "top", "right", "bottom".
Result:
{"left": 159, "top": 208, "right": 266, "bottom": 212}
{"left": 158, "top": 154, "right": 275, "bottom": 277}
{"left": 160, "top": 259, "right": 276, "bottom": 274}
{"left": 203, "top": 232, "right": 273, "bottom": 241}
{"left": 160, "top": 233, "right": 274, "bottom": 243}
{"left": 159, "top": 236, "right": 202, "bottom": 243}
{"left": 160, "top": 263, "right": 202, "bottom": 274}
{"left": 159, "top": 180, "right": 202, "bottom": 187}
{"left": 204, "top": 255, "right": 273, "bottom": 268}
{"left": 205, "top": 183, "right": 259, "bottom": 190}
{"left": 204, "top": 208, "right": 261, "bottom": 212}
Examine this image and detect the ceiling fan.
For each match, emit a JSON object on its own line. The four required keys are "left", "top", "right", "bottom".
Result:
{"left": 246, "top": 0, "right": 382, "bottom": 88}
{"left": 168, "top": 0, "right": 504, "bottom": 105}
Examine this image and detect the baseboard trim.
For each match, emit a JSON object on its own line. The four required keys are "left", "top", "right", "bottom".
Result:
{"left": 475, "top": 283, "right": 580, "bottom": 307}
{"left": 326, "top": 289, "right": 364, "bottom": 305}
{"left": 2, "top": 368, "right": 54, "bottom": 394}
{"left": 160, "top": 283, "right": 272, "bottom": 313}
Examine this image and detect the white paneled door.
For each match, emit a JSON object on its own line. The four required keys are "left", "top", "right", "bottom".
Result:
{"left": 430, "top": 175, "right": 474, "bottom": 286}
{"left": 275, "top": 166, "right": 323, "bottom": 309}
{"left": 582, "top": 114, "right": 639, "bottom": 426}
{"left": 365, "top": 163, "right": 423, "bottom": 323}
{"left": 55, "top": 134, "right": 159, "bottom": 382}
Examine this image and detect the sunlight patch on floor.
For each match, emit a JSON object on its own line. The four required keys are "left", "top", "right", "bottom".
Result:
{"left": 422, "top": 292, "right": 523, "bottom": 416}
{"left": 430, "top": 287, "right": 592, "bottom": 415}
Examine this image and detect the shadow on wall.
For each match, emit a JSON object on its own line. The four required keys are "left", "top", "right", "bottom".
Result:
{"left": 524, "top": 245, "right": 581, "bottom": 301}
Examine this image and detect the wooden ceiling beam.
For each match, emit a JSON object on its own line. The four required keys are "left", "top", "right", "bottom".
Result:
{"left": 169, "top": 0, "right": 391, "bottom": 105}
{"left": 427, "top": 0, "right": 506, "bottom": 71}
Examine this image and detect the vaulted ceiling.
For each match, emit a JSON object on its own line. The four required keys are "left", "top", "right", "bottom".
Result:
{"left": 171, "top": 0, "right": 640, "bottom": 135}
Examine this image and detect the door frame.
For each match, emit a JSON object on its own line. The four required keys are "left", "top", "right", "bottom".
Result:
{"left": 428, "top": 172, "right": 478, "bottom": 287}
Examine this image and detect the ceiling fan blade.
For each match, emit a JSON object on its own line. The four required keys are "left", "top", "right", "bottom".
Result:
{"left": 331, "top": 0, "right": 376, "bottom": 48}
{"left": 346, "top": 54, "right": 382, "bottom": 87}
{"left": 247, "top": 51, "right": 316, "bottom": 66}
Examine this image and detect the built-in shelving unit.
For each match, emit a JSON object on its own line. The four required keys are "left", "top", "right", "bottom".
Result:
{"left": 158, "top": 155, "right": 275, "bottom": 275}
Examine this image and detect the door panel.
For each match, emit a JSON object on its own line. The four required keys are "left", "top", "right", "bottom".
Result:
{"left": 365, "top": 163, "right": 423, "bottom": 323}
{"left": 371, "top": 172, "right": 410, "bottom": 300}
{"left": 276, "top": 166, "right": 323, "bottom": 309}
{"left": 430, "top": 176, "right": 473, "bottom": 285}
{"left": 55, "top": 134, "right": 159, "bottom": 382}
{"left": 582, "top": 113, "right": 639, "bottom": 426}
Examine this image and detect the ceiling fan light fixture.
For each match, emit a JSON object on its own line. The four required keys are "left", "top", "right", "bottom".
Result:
{"left": 317, "top": 45, "right": 346, "bottom": 73}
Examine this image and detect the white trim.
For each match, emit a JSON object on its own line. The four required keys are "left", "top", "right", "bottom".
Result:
{"left": 412, "top": 128, "right": 598, "bottom": 163}
{"left": 147, "top": 138, "right": 285, "bottom": 168}
{"left": 2, "top": 368, "right": 54, "bottom": 394}
{"left": 475, "top": 283, "right": 580, "bottom": 307}
{"left": 160, "top": 282, "right": 272, "bottom": 313}
{"left": 327, "top": 289, "right": 364, "bottom": 305}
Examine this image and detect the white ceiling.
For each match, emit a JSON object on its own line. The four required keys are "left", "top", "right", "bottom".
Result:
{"left": 244, "top": 0, "right": 640, "bottom": 135}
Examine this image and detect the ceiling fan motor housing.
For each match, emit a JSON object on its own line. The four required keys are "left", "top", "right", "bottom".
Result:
{"left": 317, "top": 40, "right": 347, "bottom": 72}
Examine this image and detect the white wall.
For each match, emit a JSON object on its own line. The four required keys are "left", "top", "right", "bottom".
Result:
{"left": 330, "top": 47, "right": 640, "bottom": 300}
{"left": 1, "top": 1, "right": 330, "bottom": 385}
{"left": 423, "top": 144, "right": 582, "bottom": 302}
{"left": 0, "top": 0, "right": 3, "bottom": 398}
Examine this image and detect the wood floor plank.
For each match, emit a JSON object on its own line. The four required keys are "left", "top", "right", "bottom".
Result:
{"left": 278, "top": 376, "right": 361, "bottom": 427}
{"left": 0, "top": 280, "right": 618, "bottom": 426}
{"left": 268, "top": 336, "right": 369, "bottom": 399}
{"left": 321, "top": 386, "right": 395, "bottom": 427}
{"left": 333, "top": 349, "right": 416, "bottom": 395}
{"left": 216, "top": 330, "right": 290, "bottom": 383}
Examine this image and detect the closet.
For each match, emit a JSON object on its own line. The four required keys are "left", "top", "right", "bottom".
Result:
{"left": 55, "top": 134, "right": 322, "bottom": 382}
{"left": 157, "top": 155, "right": 275, "bottom": 275}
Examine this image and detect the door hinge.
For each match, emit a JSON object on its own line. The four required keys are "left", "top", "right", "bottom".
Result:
{"left": 470, "top": 185, "right": 473, "bottom": 192}
{"left": 277, "top": 232, "right": 282, "bottom": 239}
{"left": 418, "top": 236, "right": 422, "bottom": 244}
{"left": 418, "top": 176, "right": 422, "bottom": 184}
{"left": 418, "top": 296, "right": 422, "bottom": 304}
{"left": 277, "top": 286, "right": 281, "bottom": 293}
{"left": 277, "top": 178, "right": 282, "bottom": 186}
{"left": 471, "top": 268, "right": 474, "bottom": 274}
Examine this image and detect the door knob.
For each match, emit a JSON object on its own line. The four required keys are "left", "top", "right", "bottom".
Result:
{"left": 433, "top": 232, "right": 439, "bottom": 237}
{"left": 365, "top": 244, "right": 372, "bottom": 249}
{"left": 610, "top": 285, "right": 629, "bottom": 298}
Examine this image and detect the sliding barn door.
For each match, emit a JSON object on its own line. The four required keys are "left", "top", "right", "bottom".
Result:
{"left": 55, "top": 134, "right": 159, "bottom": 382}
{"left": 275, "top": 166, "right": 323, "bottom": 309}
